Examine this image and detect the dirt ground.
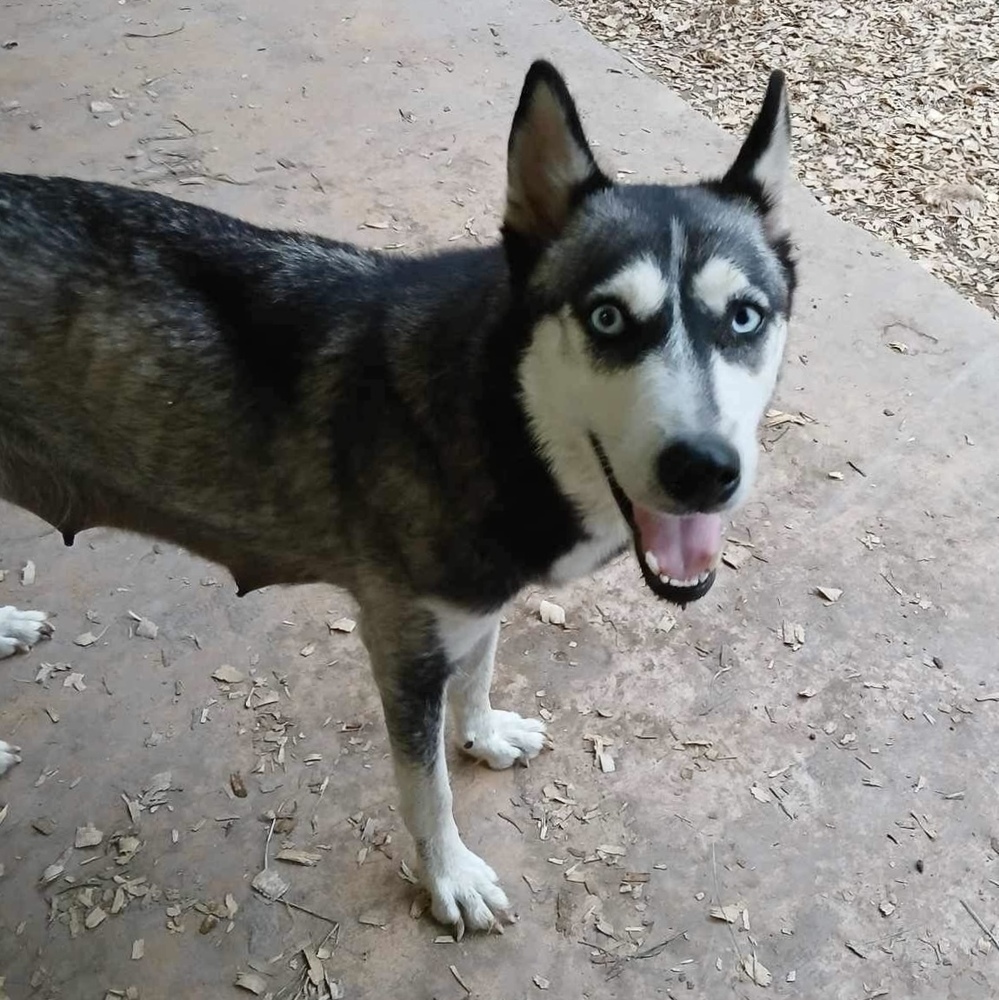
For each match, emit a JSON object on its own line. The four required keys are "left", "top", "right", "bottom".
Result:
{"left": 2, "top": 1, "right": 999, "bottom": 999}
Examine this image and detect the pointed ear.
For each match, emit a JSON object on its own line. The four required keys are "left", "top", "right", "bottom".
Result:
{"left": 718, "top": 71, "right": 791, "bottom": 236}
{"left": 503, "top": 61, "right": 611, "bottom": 250}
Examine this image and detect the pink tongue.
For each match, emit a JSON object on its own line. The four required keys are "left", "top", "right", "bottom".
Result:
{"left": 632, "top": 506, "right": 723, "bottom": 581}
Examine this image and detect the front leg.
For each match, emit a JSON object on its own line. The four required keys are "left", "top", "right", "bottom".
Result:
{"left": 445, "top": 613, "right": 546, "bottom": 770}
{"left": 0, "top": 605, "right": 53, "bottom": 776}
{"left": 363, "top": 602, "right": 512, "bottom": 936}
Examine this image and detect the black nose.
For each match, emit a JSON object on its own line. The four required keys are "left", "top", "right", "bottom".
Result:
{"left": 657, "top": 435, "right": 741, "bottom": 510}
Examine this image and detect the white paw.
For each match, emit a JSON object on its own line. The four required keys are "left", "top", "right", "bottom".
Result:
{"left": 460, "top": 709, "right": 546, "bottom": 769}
{"left": 422, "top": 839, "right": 511, "bottom": 937}
{"left": 0, "top": 606, "right": 53, "bottom": 658}
{"left": 0, "top": 739, "right": 22, "bottom": 776}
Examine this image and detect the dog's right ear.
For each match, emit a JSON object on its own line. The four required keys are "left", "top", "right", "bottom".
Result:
{"left": 503, "top": 61, "right": 611, "bottom": 258}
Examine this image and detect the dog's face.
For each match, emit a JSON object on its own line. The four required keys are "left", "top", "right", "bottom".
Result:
{"left": 506, "top": 63, "right": 795, "bottom": 605}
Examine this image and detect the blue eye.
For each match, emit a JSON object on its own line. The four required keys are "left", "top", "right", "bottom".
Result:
{"left": 589, "top": 303, "right": 626, "bottom": 336}
{"left": 730, "top": 303, "right": 765, "bottom": 336}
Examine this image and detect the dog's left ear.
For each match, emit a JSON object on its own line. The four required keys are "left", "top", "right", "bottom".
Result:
{"left": 503, "top": 61, "right": 611, "bottom": 254}
{"left": 718, "top": 71, "right": 791, "bottom": 237}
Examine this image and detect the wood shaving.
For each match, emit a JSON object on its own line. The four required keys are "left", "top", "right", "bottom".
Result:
{"left": 553, "top": 0, "right": 999, "bottom": 318}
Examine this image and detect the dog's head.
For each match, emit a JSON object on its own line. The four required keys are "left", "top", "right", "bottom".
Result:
{"left": 506, "top": 61, "right": 795, "bottom": 605}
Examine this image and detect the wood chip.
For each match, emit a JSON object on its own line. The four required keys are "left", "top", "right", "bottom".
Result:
{"left": 814, "top": 586, "right": 843, "bottom": 603}
{"left": 128, "top": 611, "right": 158, "bottom": 639}
{"left": 449, "top": 965, "right": 471, "bottom": 994}
{"left": 131, "top": 939, "right": 144, "bottom": 960}
{"left": 781, "top": 621, "right": 805, "bottom": 649}
{"left": 20, "top": 560, "right": 35, "bottom": 585}
{"left": 85, "top": 906, "right": 107, "bottom": 929}
{"left": 64, "top": 672, "right": 87, "bottom": 691}
{"left": 327, "top": 617, "right": 356, "bottom": 634}
{"left": 275, "top": 848, "right": 322, "bottom": 866}
{"left": 721, "top": 545, "right": 752, "bottom": 570}
{"left": 709, "top": 904, "right": 742, "bottom": 923}
{"left": 250, "top": 868, "right": 288, "bottom": 900}
{"left": 75, "top": 823, "right": 104, "bottom": 848}
{"left": 742, "top": 954, "right": 773, "bottom": 987}
{"left": 212, "top": 664, "right": 245, "bottom": 684}
{"left": 533, "top": 975, "right": 551, "bottom": 990}
{"left": 234, "top": 972, "right": 268, "bottom": 995}
{"left": 539, "top": 600, "right": 566, "bottom": 626}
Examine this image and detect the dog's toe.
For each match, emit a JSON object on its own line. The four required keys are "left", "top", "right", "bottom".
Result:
{"left": 461, "top": 709, "right": 547, "bottom": 769}
{"left": 0, "top": 606, "right": 53, "bottom": 659}
{"left": 424, "top": 843, "right": 512, "bottom": 936}
{"left": 0, "top": 739, "right": 22, "bottom": 777}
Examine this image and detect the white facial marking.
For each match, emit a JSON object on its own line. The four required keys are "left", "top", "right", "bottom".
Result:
{"left": 692, "top": 257, "right": 758, "bottom": 316}
{"left": 593, "top": 255, "right": 668, "bottom": 321}
{"left": 710, "top": 315, "right": 788, "bottom": 507}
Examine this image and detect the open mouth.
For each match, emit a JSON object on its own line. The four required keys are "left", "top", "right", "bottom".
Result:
{"left": 590, "top": 435, "right": 722, "bottom": 606}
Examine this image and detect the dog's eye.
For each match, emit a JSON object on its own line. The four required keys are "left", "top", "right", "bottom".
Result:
{"left": 730, "top": 303, "right": 765, "bottom": 337}
{"left": 588, "top": 303, "right": 626, "bottom": 337}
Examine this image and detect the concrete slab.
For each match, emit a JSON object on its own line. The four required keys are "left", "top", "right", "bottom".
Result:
{"left": 1, "top": 1, "right": 997, "bottom": 998}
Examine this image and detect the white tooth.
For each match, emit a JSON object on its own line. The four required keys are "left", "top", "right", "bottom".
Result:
{"left": 645, "top": 551, "right": 660, "bottom": 576}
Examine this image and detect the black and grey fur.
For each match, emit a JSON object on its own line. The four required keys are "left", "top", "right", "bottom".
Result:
{"left": 0, "top": 62, "right": 795, "bottom": 932}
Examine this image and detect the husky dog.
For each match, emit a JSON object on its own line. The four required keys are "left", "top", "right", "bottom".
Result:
{"left": 0, "top": 61, "right": 795, "bottom": 933}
